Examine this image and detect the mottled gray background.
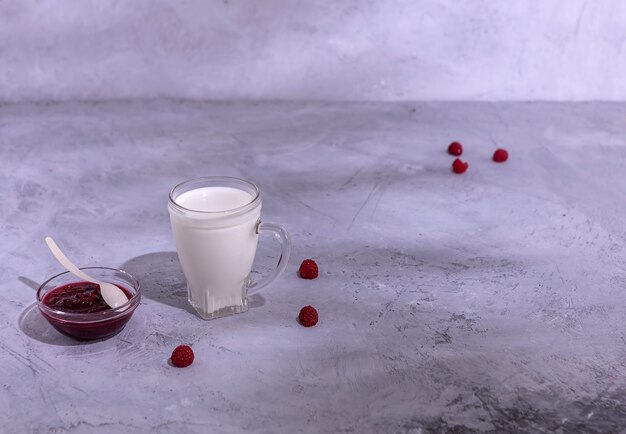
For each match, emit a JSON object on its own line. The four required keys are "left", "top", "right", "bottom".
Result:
{"left": 2, "top": 2, "right": 626, "bottom": 434}
{"left": 1, "top": 0, "right": 625, "bottom": 102}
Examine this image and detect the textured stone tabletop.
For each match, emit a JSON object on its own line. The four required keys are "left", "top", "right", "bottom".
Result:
{"left": 1, "top": 101, "right": 626, "bottom": 433}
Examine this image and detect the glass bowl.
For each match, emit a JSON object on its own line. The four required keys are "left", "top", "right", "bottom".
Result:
{"left": 36, "top": 267, "right": 141, "bottom": 340}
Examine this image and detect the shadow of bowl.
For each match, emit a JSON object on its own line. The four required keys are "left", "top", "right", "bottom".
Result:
{"left": 18, "top": 302, "right": 108, "bottom": 346}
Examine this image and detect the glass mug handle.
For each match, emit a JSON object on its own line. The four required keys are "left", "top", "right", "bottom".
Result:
{"left": 247, "top": 221, "right": 291, "bottom": 295}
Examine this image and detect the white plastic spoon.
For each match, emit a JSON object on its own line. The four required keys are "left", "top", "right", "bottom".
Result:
{"left": 45, "top": 236, "right": 129, "bottom": 309}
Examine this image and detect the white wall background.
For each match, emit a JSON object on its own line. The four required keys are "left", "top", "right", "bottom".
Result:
{"left": 1, "top": 0, "right": 625, "bottom": 102}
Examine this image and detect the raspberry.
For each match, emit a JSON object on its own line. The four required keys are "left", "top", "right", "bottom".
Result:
{"left": 452, "top": 158, "right": 469, "bottom": 174}
{"left": 298, "top": 306, "right": 318, "bottom": 327}
{"left": 447, "top": 141, "right": 463, "bottom": 156}
{"left": 493, "top": 148, "right": 508, "bottom": 162}
{"left": 299, "top": 259, "right": 319, "bottom": 279}
{"left": 170, "top": 345, "right": 194, "bottom": 368}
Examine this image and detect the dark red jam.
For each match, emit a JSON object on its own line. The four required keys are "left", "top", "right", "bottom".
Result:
{"left": 43, "top": 281, "right": 130, "bottom": 313}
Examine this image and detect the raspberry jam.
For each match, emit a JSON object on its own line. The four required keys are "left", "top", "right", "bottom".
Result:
{"left": 38, "top": 276, "right": 138, "bottom": 341}
{"left": 42, "top": 282, "right": 130, "bottom": 313}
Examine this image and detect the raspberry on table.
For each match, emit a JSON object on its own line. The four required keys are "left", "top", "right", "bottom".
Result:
{"left": 447, "top": 141, "right": 463, "bottom": 156}
{"left": 299, "top": 259, "right": 319, "bottom": 279}
{"left": 170, "top": 345, "right": 194, "bottom": 368}
{"left": 493, "top": 148, "right": 509, "bottom": 162}
{"left": 452, "top": 158, "right": 469, "bottom": 174}
{"left": 298, "top": 306, "right": 318, "bottom": 327}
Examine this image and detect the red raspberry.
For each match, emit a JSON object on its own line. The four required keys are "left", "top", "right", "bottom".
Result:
{"left": 452, "top": 158, "right": 469, "bottom": 174}
{"left": 170, "top": 345, "right": 194, "bottom": 368}
{"left": 298, "top": 306, "right": 318, "bottom": 327}
{"left": 493, "top": 148, "right": 508, "bottom": 162}
{"left": 299, "top": 259, "right": 319, "bottom": 279}
{"left": 447, "top": 141, "right": 463, "bottom": 156}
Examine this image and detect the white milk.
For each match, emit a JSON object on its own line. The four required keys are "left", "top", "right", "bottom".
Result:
{"left": 169, "top": 186, "right": 260, "bottom": 319}
{"left": 176, "top": 187, "right": 253, "bottom": 213}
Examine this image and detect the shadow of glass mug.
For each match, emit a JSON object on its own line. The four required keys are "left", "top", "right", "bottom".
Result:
{"left": 168, "top": 177, "right": 291, "bottom": 320}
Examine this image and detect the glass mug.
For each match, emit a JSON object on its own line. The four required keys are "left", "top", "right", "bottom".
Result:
{"left": 168, "top": 177, "right": 291, "bottom": 320}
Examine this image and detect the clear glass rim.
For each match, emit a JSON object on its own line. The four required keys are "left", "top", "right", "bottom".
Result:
{"left": 36, "top": 267, "right": 141, "bottom": 322}
{"left": 168, "top": 176, "right": 261, "bottom": 215}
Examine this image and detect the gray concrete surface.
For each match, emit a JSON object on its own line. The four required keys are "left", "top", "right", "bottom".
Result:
{"left": 2, "top": 1, "right": 626, "bottom": 102}
{"left": 1, "top": 101, "right": 626, "bottom": 433}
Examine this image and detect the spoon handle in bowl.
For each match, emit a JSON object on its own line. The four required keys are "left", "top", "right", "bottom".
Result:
{"left": 45, "top": 237, "right": 101, "bottom": 284}
{"left": 45, "top": 237, "right": 129, "bottom": 309}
